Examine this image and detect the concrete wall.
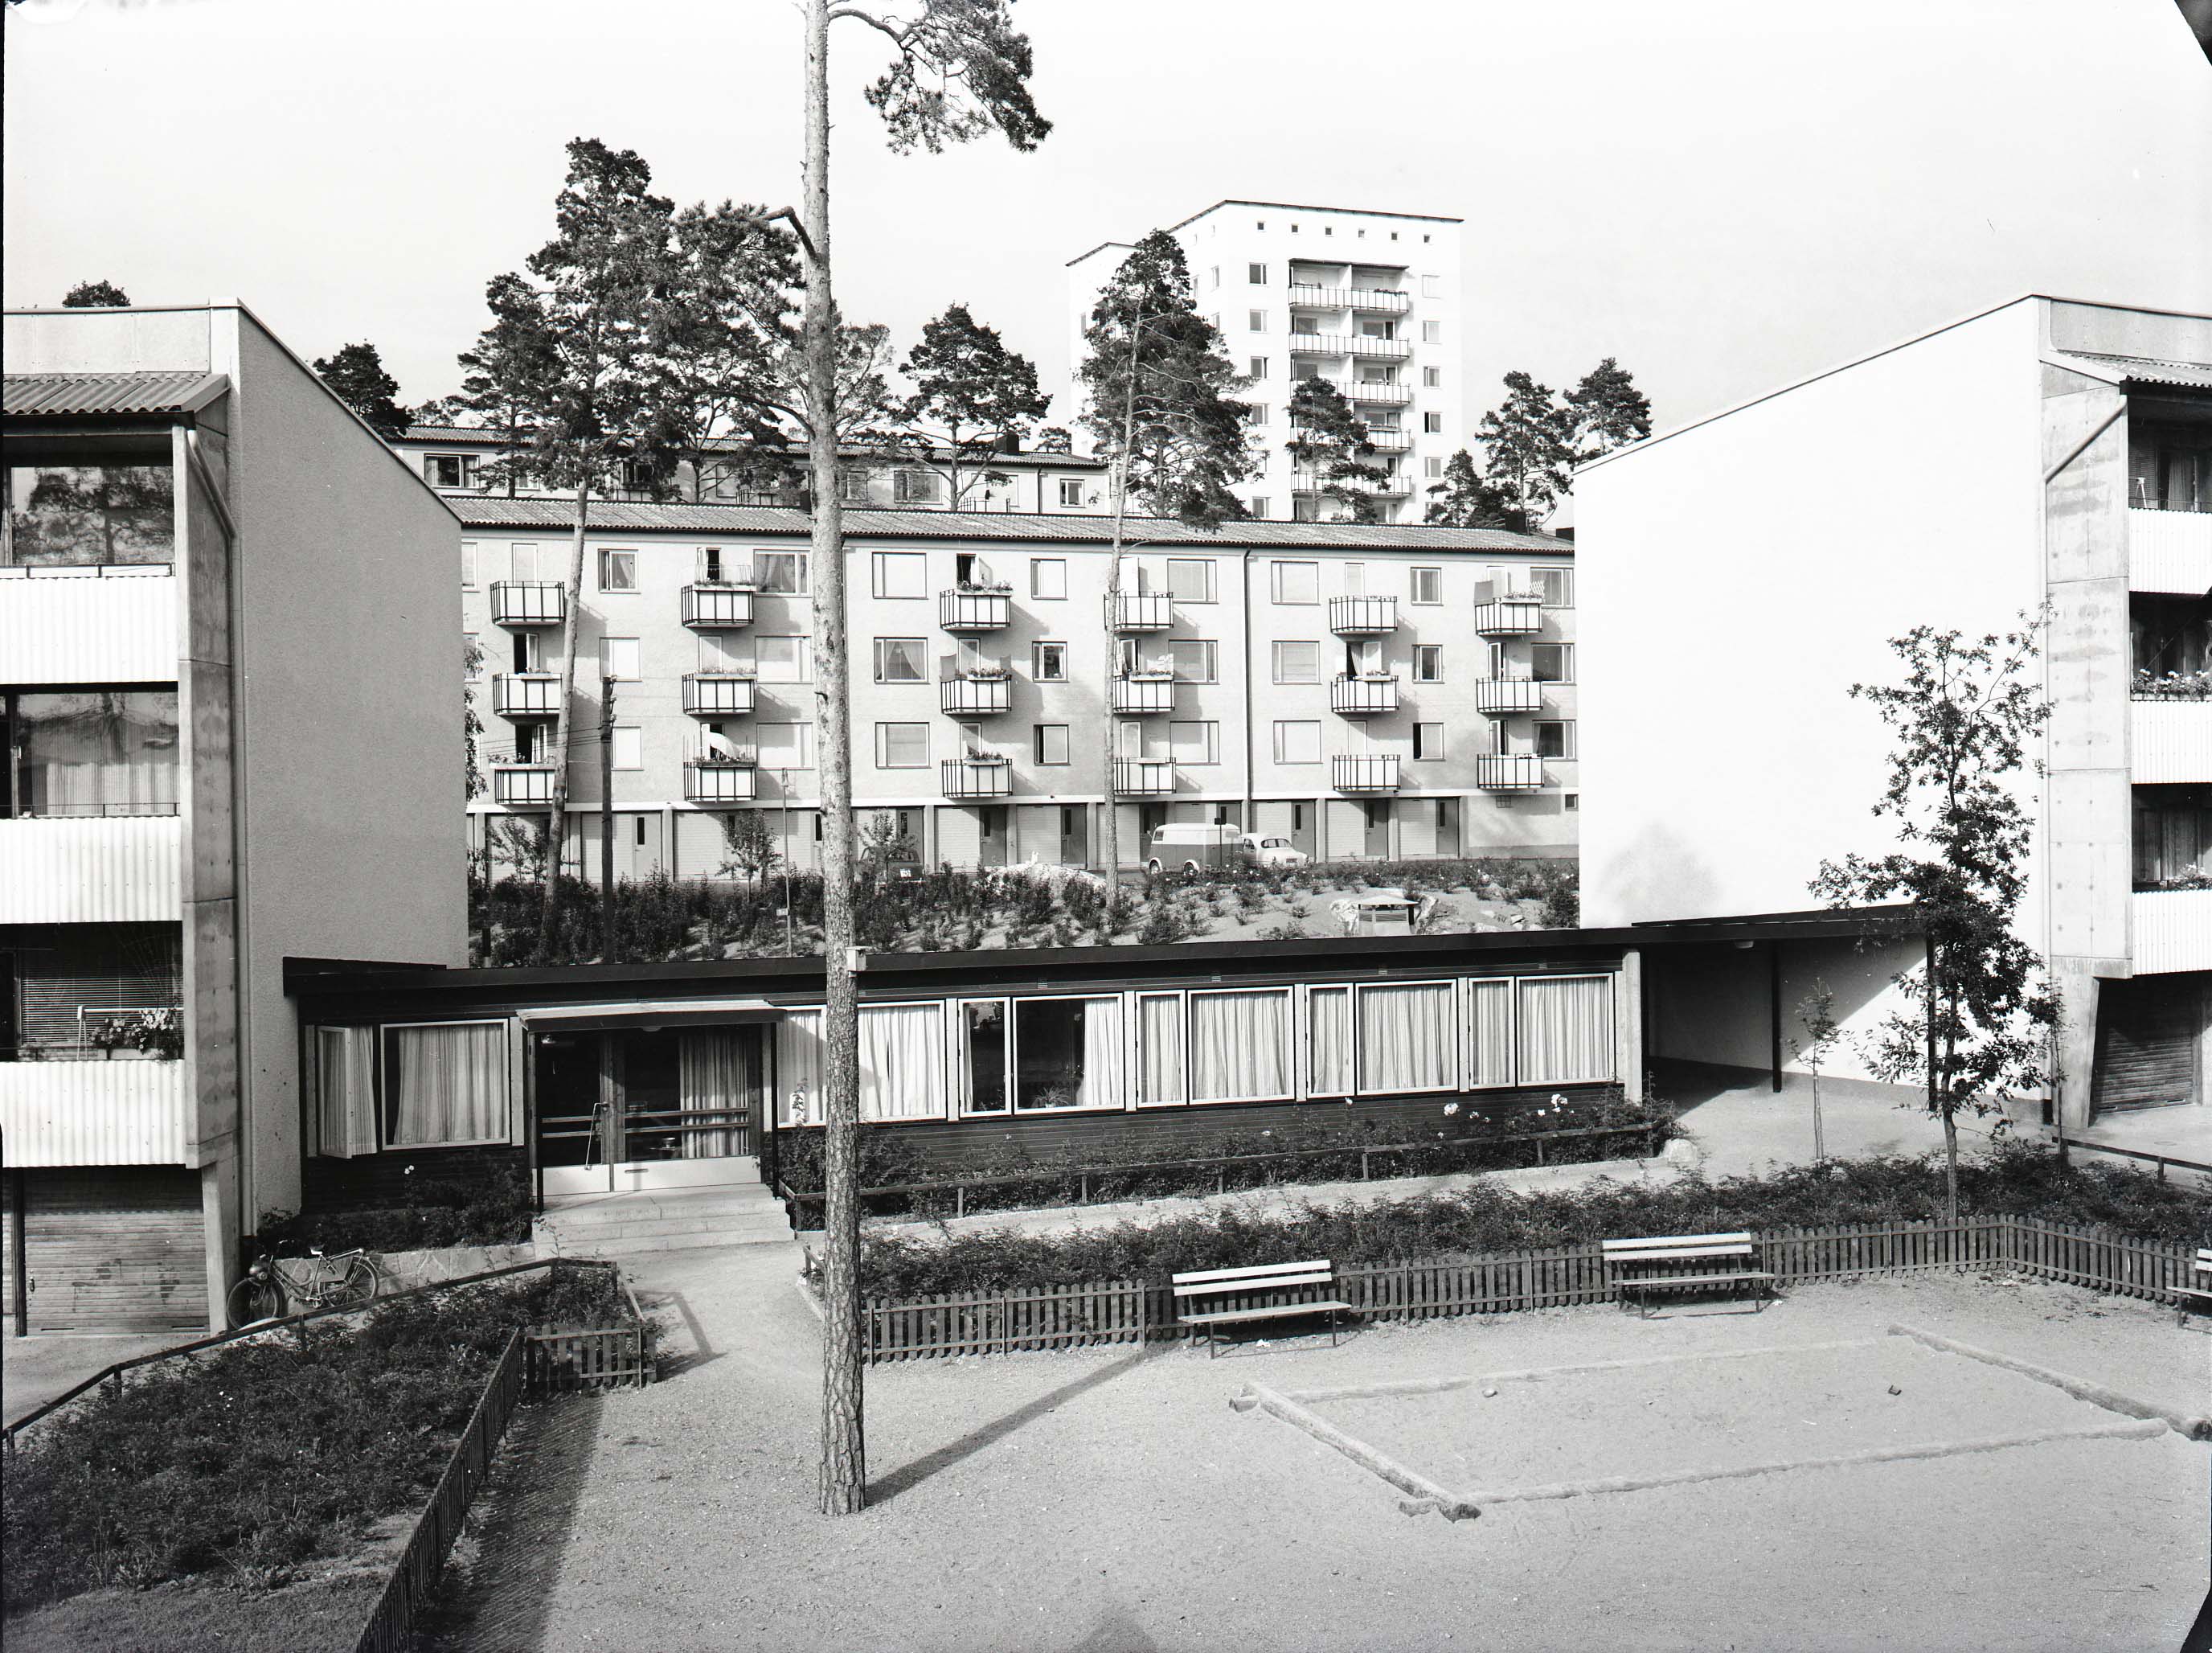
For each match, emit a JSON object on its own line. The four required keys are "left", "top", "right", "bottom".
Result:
{"left": 1649, "top": 933, "right": 1922, "bottom": 1085}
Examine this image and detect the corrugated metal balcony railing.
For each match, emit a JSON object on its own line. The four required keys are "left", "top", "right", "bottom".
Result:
{"left": 0, "top": 815, "right": 182, "bottom": 923}
{"left": 2128, "top": 507, "right": 2212, "bottom": 595}
{"left": 2133, "top": 888, "right": 2212, "bottom": 974}
{"left": 0, "top": 564, "right": 177, "bottom": 685}
{"left": 2130, "top": 697, "right": 2210, "bottom": 783}
{"left": 0, "top": 1056, "right": 187, "bottom": 1167}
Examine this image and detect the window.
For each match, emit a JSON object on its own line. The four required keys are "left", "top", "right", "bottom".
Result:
{"left": 383, "top": 1023, "right": 508, "bottom": 1149}
{"left": 1248, "top": 310, "right": 1267, "bottom": 332}
{"left": 461, "top": 540, "right": 477, "bottom": 588}
{"left": 1423, "top": 367, "right": 1442, "bottom": 388}
{"left": 1518, "top": 975, "right": 1614, "bottom": 1084}
{"left": 1422, "top": 321, "right": 1443, "bottom": 343}
{"left": 1531, "top": 567, "right": 1575, "bottom": 607}
{"left": 1247, "top": 262, "right": 1267, "bottom": 284}
{"left": 1530, "top": 643, "right": 1575, "bottom": 683}
{"left": 1136, "top": 995, "right": 1186, "bottom": 1105}
{"left": 871, "top": 552, "right": 928, "bottom": 598}
{"left": 597, "top": 548, "right": 637, "bottom": 592}
{"left": 1028, "top": 558, "right": 1069, "bottom": 601}
{"left": 1167, "top": 559, "right": 1216, "bottom": 602}
{"left": 1169, "top": 720, "right": 1219, "bottom": 765}
{"left": 1032, "top": 641, "right": 1069, "bottom": 682}
{"left": 1015, "top": 997, "right": 1123, "bottom": 1110}
{"left": 1250, "top": 498, "right": 1270, "bottom": 518}
{"left": 874, "top": 637, "right": 927, "bottom": 683}
{"left": 1342, "top": 561, "right": 1366, "bottom": 597}
{"left": 1423, "top": 412, "right": 1444, "bottom": 434}
{"left": 424, "top": 453, "right": 480, "bottom": 490}
{"left": 611, "top": 726, "right": 643, "bottom": 769}
{"left": 598, "top": 637, "right": 641, "bottom": 680}
{"left": 1424, "top": 457, "right": 1444, "bottom": 479}
{"left": 1535, "top": 720, "right": 1576, "bottom": 759}
{"left": 960, "top": 1000, "right": 1010, "bottom": 1114}
{"left": 1247, "top": 357, "right": 1267, "bottom": 381}
{"left": 1034, "top": 724, "right": 1069, "bottom": 765}
{"left": 698, "top": 632, "right": 744, "bottom": 673}
{"left": 893, "top": 470, "right": 941, "bottom": 504}
{"left": 1412, "top": 644, "right": 1443, "bottom": 683}
{"left": 1410, "top": 567, "right": 1442, "bottom": 605}
{"left": 756, "top": 724, "right": 813, "bottom": 770}
{"left": 1421, "top": 275, "right": 1442, "bottom": 297}
{"left": 1272, "top": 720, "right": 1321, "bottom": 764}
{"left": 1246, "top": 404, "right": 1269, "bottom": 426}
{"left": 875, "top": 722, "right": 929, "bottom": 768}
{"left": 1358, "top": 981, "right": 1455, "bottom": 1093}
{"left": 1272, "top": 640, "right": 1321, "bottom": 683}
{"left": 755, "top": 636, "right": 812, "bottom": 682}
{"left": 836, "top": 469, "right": 872, "bottom": 505}
{"left": 696, "top": 546, "right": 728, "bottom": 583}
{"left": 858, "top": 1003, "right": 947, "bottom": 1122}
{"left": 1056, "top": 479, "right": 1086, "bottom": 509}
{"left": 1271, "top": 560, "right": 1319, "bottom": 604}
{"left": 2, "top": 688, "right": 179, "bottom": 817}
{"left": 1564, "top": 793, "right": 1580, "bottom": 813}
{"left": 1414, "top": 722, "right": 1444, "bottom": 761}
{"left": 756, "top": 552, "right": 807, "bottom": 593}
{"left": 310, "top": 1027, "right": 378, "bottom": 1157}
{"left": 1210, "top": 265, "right": 1220, "bottom": 289}
{"left": 1167, "top": 639, "right": 1217, "bottom": 683}
{"left": 1188, "top": 989, "right": 1292, "bottom": 1101}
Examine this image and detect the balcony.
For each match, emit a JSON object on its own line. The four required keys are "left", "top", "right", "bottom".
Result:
{"left": 1475, "top": 753, "right": 1546, "bottom": 792}
{"left": 489, "top": 580, "right": 566, "bottom": 627}
{"left": 1474, "top": 677, "right": 1543, "bottom": 716}
{"left": 938, "top": 589, "right": 1013, "bottom": 632}
{"left": 1108, "top": 591, "right": 1173, "bottom": 632}
{"left": 1346, "top": 382, "right": 1412, "bottom": 408}
{"left": 941, "top": 754, "right": 1013, "bottom": 800}
{"left": 1329, "top": 595, "right": 1399, "bottom": 636}
{"left": 2134, "top": 887, "right": 2212, "bottom": 974}
{"left": 681, "top": 583, "right": 755, "bottom": 630}
{"left": 492, "top": 761, "right": 557, "bottom": 806}
{"left": 0, "top": 815, "right": 181, "bottom": 923}
{"left": 1474, "top": 597, "right": 1545, "bottom": 637}
{"left": 1293, "top": 471, "right": 1411, "bottom": 501}
{"left": 1112, "top": 758, "right": 1176, "bottom": 798}
{"left": 1288, "top": 331, "right": 1349, "bottom": 356}
{"left": 0, "top": 564, "right": 176, "bottom": 685}
{"left": 1112, "top": 672, "right": 1175, "bottom": 715}
{"left": 683, "top": 673, "right": 758, "bottom": 716}
{"left": 1289, "top": 283, "right": 1412, "bottom": 315}
{"left": 1365, "top": 430, "right": 1413, "bottom": 453}
{"left": 2131, "top": 694, "right": 2211, "bottom": 784}
{"left": 2129, "top": 507, "right": 2212, "bottom": 595}
{"left": 940, "top": 672, "right": 1012, "bottom": 716}
{"left": 492, "top": 672, "right": 560, "bottom": 719}
{"left": 1330, "top": 674, "right": 1400, "bottom": 715}
{"left": 685, "top": 751, "right": 760, "bottom": 804}
{"left": 1331, "top": 753, "right": 1401, "bottom": 794}
{"left": 1288, "top": 334, "right": 1411, "bottom": 363}
{"left": 0, "top": 1057, "right": 186, "bottom": 1167}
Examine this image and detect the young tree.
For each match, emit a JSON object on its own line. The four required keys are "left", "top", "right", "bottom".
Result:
{"left": 1471, "top": 371, "right": 1575, "bottom": 528}
{"left": 1422, "top": 448, "right": 1520, "bottom": 530}
{"left": 896, "top": 303, "right": 1051, "bottom": 508}
{"left": 719, "top": 810, "right": 782, "bottom": 881}
{"left": 858, "top": 810, "right": 917, "bottom": 874}
{"left": 1788, "top": 985, "right": 1841, "bottom": 1163}
{"left": 312, "top": 342, "right": 413, "bottom": 439}
{"left": 1078, "top": 229, "right": 1255, "bottom": 889}
{"left": 1810, "top": 613, "right": 2058, "bottom": 1219}
{"left": 62, "top": 280, "right": 130, "bottom": 307}
{"left": 1565, "top": 356, "right": 1653, "bottom": 461}
{"left": 1285, "top": 375, "right": 1387, "bottom": 523}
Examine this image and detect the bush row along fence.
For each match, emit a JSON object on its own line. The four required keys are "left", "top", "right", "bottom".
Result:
{"left": 858, "top": 1216, "right": 2200, "bottom": 1362}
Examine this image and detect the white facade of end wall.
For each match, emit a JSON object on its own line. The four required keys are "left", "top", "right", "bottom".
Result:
{"left": 1649, "top": 935, "right": 1925, "bottom": 1088}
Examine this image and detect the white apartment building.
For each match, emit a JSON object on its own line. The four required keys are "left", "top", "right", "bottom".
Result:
{"left": 1067, "top": 202, "right": 1464, "bottom": 525}
{"left": 1578, "top": 295, "right": 2211, "bottom": 1134}
{"left": 2, "top": 302, "right": 465, "bottom": 1332}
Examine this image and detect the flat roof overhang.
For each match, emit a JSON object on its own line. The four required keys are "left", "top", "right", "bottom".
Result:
{"left": 518, "top": 997, "right": 784, "bottom": 1032}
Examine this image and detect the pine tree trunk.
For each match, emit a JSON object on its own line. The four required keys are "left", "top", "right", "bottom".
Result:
{"left": 533, "top": 485, "right": 592, "bottom": 962}
{"left": 600, "top": 676, "right": 616, "bottom": 962}
{"left": 802, "top": 0, "right": 866, "bottom": 1518}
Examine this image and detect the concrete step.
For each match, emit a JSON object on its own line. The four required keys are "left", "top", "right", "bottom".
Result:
{"left": 533, "top": 1186, "right": 793, "bottom": 1260}
{"left": 540, "top": 1214, "right": 793, "bottom": 1242}
{"left": 537, "top": 1225, "right": 793, "bottom": 1259}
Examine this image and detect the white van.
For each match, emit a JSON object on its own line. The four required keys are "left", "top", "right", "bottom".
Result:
{"left": 1145, "top": 822, "right": 1243, "bottom": 875}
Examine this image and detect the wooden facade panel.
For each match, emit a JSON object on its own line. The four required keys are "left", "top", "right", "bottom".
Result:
{"left": 22, "top": 1167, "right": 207, "bottom": 1332}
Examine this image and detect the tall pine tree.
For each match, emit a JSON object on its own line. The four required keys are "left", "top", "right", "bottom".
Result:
{"left": 1285, "top": 375, "right": 1387, "bottom": 523}
{"left": 1471, "top": 371, "right": 1575, "bottom": 527}
{"left": 896, "top": 303, "right": 1051, "bottom": 508}
{"left": 313, "top": 342, "right": 413, "bottom": 439}
{"left": 1566, "top": 356, "right": 1653, "bottom": 461}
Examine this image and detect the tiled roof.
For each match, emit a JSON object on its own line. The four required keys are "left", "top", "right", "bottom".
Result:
{"left": 4, "top": 371, "right": 229, "bottom": 418}
{"left": 2052, "top": 351, "right": 2212, "bottom": 391}
{"left": 447, "top": 495, "right": 1570, "bottom": 552}
{"left": 396, "top": 425, "right": 1107, "bottom": 468}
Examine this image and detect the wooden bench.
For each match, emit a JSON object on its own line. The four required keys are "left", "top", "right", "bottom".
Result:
{"left": 1173, "top": 1259, "right": 1355, "bottom": 1358}
{"left": 1603, "top": 1232, "right": 1776, "bottom": 1319}
{"left": 2177, "top": 1249, "right": 2212, "bottom": 1328}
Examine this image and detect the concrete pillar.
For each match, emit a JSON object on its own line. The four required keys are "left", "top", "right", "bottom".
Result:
{"left": 2052, "top": 957, "right": 2102, "bottom": 1132}
{"left": 199, "top": 1151, "right": 239, "bottom": 1335}
{"left": 1619, "top": 948, "right": 1645, "bottom": 1103}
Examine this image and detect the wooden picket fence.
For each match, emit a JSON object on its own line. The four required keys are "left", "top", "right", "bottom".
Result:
{"left": 526, "top": 1326, "right": 653, "bottom": 1392}
{"left": 859, "top": 1215, "right": 2204, "bottom": 1363}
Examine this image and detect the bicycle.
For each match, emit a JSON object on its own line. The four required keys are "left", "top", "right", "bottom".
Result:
{"left": 227, "top": 1247, "right": 384, "bottom": 1328}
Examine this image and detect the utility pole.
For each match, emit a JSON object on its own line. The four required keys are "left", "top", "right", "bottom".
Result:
{"left": 600, "top": 674, "right": 616, "bottom": 962}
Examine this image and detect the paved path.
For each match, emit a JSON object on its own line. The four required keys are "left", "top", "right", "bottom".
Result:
{"left": 2, "top": 1331, "right": 186, "bottom": 1427}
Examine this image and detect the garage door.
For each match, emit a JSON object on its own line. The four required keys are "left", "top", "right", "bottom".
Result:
{"left": 2092, "top": 978, "right": 2204, "bottom": 1116}
{"left": 22, "top": 1167, "right": 207, "bottom": 1333}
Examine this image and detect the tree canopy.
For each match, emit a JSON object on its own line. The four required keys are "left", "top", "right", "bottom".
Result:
{"left": 61, "top": 280, "right": 130, "bottom": 308}
{"left": 1285, "top": 375, "right": 1387, "bottom": 523}
{"left": 1471, "top": 370, "right": 1575, "bottom": 529}
{"left": 1566, "top": 356, "right": 1653, "bottom": 461}
{"left": 312, "top": 342, "right": 414, "bottom": 439}
{"left": 895, "top": 302, "right": 1051, "bottom": 507}
{"left": 1423, "top": 448, "right": 1522, "bottom": 530}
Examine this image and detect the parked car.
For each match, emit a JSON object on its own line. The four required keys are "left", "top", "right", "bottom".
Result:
{"left": 1238, "top": 833, "right": 1309, "bottom": 870}
{"left": 1145, "top": 822, "right": 1245, "bottom": 875}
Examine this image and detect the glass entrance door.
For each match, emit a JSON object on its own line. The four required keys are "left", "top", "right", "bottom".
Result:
{"left": 538, "top": 1025, "right": 768, "bottom": 1196}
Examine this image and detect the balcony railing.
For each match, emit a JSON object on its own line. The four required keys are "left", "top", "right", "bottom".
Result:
{"left": 492, "top": 762, "right": 557, "bottom": 806}
{"left": 1112, "top": 758, "right": 1176, "bottom": 798}
{"left": 1475, "top": 753, "right": 1546, "bottom": 792}
{"left": 1364, "top": 430, "right": 1413, "bottom": 453}
{"left": 2129, "top": 697, "right": 2211, "bottom": 784}
{"left": 0, "top": 815, "right": 181, "bottom": 924}
{"left": 1474, "top": 677, "right": 1543, "bottom": 716}
{"left": 1346, "top": 382, "right": 1412, "bottom": 407}
{"left": 1329, "top": 595, "right": 1399, "bottom": 636}
{"left": 1330, "top": 674, "right": 1400, "bottom": 715}
{"left": 683, "top": 673, "right": 758, "bottom": 716}
{"left": 681, "top": 583, "right": 756, "bottom": 629}
{"left": 1288, "top": 283, "right": 1413, "bottom": 314}
{"left": 1108, "top": 591, "right": 1173, "bottom": 632}
{"left": 489, "top": 580, "right": 566, "bottom": 627}
{"left": 2128, "top": 507, "right": 2212, "bottom": 595}
{"left": 2134, "top": 887, "right": 2212, "bottom": 974}
{"left": 685, "top": 755, "right": 760, "bottom": 804}
{"left": 1111, "top": 672, "right": 1175, "bottom": 715}
{"left": 941, "top": 755, "right": 1013, "bottom": 800}
{"left": 1474, "top": 597, "right": 1545, "bottom": 636}
{"left": 1288, "top": 334, "right": 1412, "bottom": 362}
{"left": 1331, "top": 753, "right": 1401, "bottom": 794}
{"left": 940, "top": 673, "right": 1012, "bottom": 716}
{"left": 492, "top": 672, "right": 560, "bottom": 719}
{"left": 938, "top": 589, "right": 1013, "bottom": 631}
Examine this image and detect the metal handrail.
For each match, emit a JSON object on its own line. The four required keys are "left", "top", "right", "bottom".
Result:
{"left": 2055, "top": 1138, "right": 2212, "bottom": 1181}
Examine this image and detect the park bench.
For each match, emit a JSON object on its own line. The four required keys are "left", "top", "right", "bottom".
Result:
{"left": 2177, "top": 1249, "right": 2212, "bottom": 1328}
{"left": 1603, "top": 1232, "right": 1775, "bottom": 1318}
{"left": 1173, "top": 1259, "right": 1355, "bottom": 1358}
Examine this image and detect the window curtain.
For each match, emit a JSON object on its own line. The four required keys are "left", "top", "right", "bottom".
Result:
{"left": 1517, "top": 976, "right": 1615, "bottom": 1084}
{"left": 678, "top": 1030, "right": 748, "bottom": 1158}
{"left": 1309, "top": 986, "right": 1352, "bottom": 1097}
{"left": 1138, "top": 995, "right": 1185, "bottom": 1105}
{"left": 1358, "top": 982, "right": 1453, "bottom": 1093}
{"left": 314, "top": 1027, "right": 376, "bottom": 1158}
{"left": 1468, "top": 978, "right": 1514, "bottom": 1087}
{"left": 1079, "top": 998, "right": 1124, "bottom": 1110}
{"left": 15, "top": 691, "right": 178, "bottom": 816}
{"left": 1190, "top": 991, "right": 1290, "bottom": 1101}
{"left": 858, "top": 1003, "right": 944, "bottom": 1122}
{"left": 386, "top": 1023, "right": 506, "bottom": 1147}
{"left": 777, "top": 1010, "right": 824, "bottom": 1126}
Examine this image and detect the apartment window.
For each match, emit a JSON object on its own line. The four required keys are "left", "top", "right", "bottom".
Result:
{"left": 874, "top": 637, "right": 927, "bottom": 683}
{"left": 598, "top": 637, "right": 641, "bottom": 680}
{"left": 1247, "top": 262, "right": 1267, "bottom": 284}
{"left": 602, "top": 726, "right": 641, "bottom": 770}
{"left": 1032, "top": 641, "right": 1069, "bottom": 682}
{"left": 1034, "top": 724, "right": 1070, "bottom": 765}
{"left": 1565, "top": 793, "right": 1579, "bottom": 813}
{"left": 1251, "top": 497, "right": 1270, "bottom": 518}
{"left": 871, "top": 551, "right": 928, "bottom": 599}
{"left": 1271, "top": 641, "right": 1321, "bottom": 683}
{"left": 1248, "top": 310, "right": 1267, "bottom": 332}
{"left": 1169, "top": 720, "right": 1219, "bottom": 765}
{"left": 1536, "top": 720, "right": 1576, "bottom": 760}
{"left": 1421, "top": 321, "right": 1443, "bottom": 344}
{"left": 1272, "top": 720, "right": 1321, "bottom": 765}
{"left": 461, "top": 540, "right": 478, "bottom": 588}
{"left": 1029, "top": 557, "right": 1067, "bottom": 599}
{"left": 756, "top": 722, "right": 815, "bottom": 769}
{"left": 1423, "top": 367, "right": 1442, "bottom": 388}
{"left": 1530, "top": 643, "right": 1575, "bottom": 683}
{"left": 1210, "top": 265, "right": 1220, "bottom": 289}
{"left": 1419, "top": 275, "right": 1440, "bottom": 297}
{"left": 1531, "top": 567, "right": 1575, "bottom": 607}
{"left": 1412, "top": 645, "right": 1443, "bottom": 683}
{"left": 1247, "top": 357, "right": 1267, "bottom": 380}
{"left": 1246, "top": 404, "right": 1269, "bottom": 427}
{"left": 837, "top": 468, "right": 871, "bottom": 504}
{"left": 893, "top": 470, "right": 942, "bottom": 505}
{"left": 875, "top": 722, "right": 930, "bottom": 769}
{"left": 1167, "top": 639, "right": 1218, "bottom": 683}
{"left": 756, "top": 552, "right": 807, "bottom": 593}
{"left": 1414, "top": 723, "right": 1445, "bottom": 761}
{"left": 1422, "top": 412, "right": 1444, "bottom": 435}
{"left": 1271, "top": 560, "right": 1319, "bottom": 604}
{"left": 1424, "top": 457, "right": 1444, "bottom": 480}
{"left": 1342, "top": 562, "right": 1366, "bottom": 596}
{"left": 1167, "top": 559, "right": 1217, "bottom": 602}
{"left": 1055, "top": 479, "right": 1086, "bottom": 509}
{"left": 698, "top": 633, "right": 745, "bottom": 674}
{"left": 424, "top": 453, "right": 479, "bottom": 489}
{"left": 598, "top": 548, "right": 637, "bottom": 593}
{"left": 756, "top": 635, "right": 813, "bottom": 683}
{"left": 1410, "top": 567, "right": 1442, "bottom": 605}
{"left": 2, "top": 688, "right": 180, "bottom": 818}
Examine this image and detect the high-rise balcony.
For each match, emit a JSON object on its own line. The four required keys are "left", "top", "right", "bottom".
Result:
{"left": 938, "top": 589, "right": 1013, "bottom": 632}
{"left": 685, "top": 749, "right": 760, "bottom": 804}
{"left": 1330, "top": 673, "right": 1400, "bottom": 715}
{"left": 940, "top": 671, "right": 1012, "bottom": 716}
{"left": 1107, "top": 592, "right": 1173, "bottom": 632}
{"left": 941, "top": 754, "right": 1013, "bottom": 800}
{"left": 1111, "top": 672, "right": 1174, "bottom": 715}
{"left": 1475, "top": 753, "right": 1546, "bottom": 792}
{"left": 1474, "top": 597, "right": 1545, "bottom": 637}
{"left": 1289, "top": 283, "right": 1412, "bottom": 315}
{"left": 2134, "top": 887, "right": 2212, "bottom": 974}
{"left": 492, "top": 760, "right": 557, "bottom": 806}
{"left": 1288, "top": 334, "right": 1412, "bottom": 363}
{"left": 2128, "top": 506, "right": 2212, "bottom": 595}
{"left": 1112, "top": 758, "right": 1176, "bottom": 798}
{"left": 1474, "top": 677, "right": 1543, "bottom": 716}
{"left": 1331, "top": 753, "right": 1401, "bottom": 794}
{"left": 1329, "top": 595, "right": 1399, "bottom": 636}
{"left": 681, "top": 583, "right": 755, "bottom": 630}
{"left": 492, "top": 672, "right": 561, "bottom": 719}
{"left": 1364, "top": 430, "right": 1413, "bottom": 453}
{"left": 1288, "top": 331, "right": 1349, "bottom": 356}
{"left": 489, "top": 581, "right": 565, "bottom": 627}
{"left": 1346, "top": 382, "right": 1412, "bottom": 408}
{"left": 683, "top": 673, "right": 758, "bottom": 716}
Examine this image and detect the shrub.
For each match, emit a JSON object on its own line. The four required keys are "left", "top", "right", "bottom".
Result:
{"left": 256, "top": 1161, "right": 534, "bottom": 1255}
{"left": 1540, "top": 877, "right": 1580, "bottom": 929}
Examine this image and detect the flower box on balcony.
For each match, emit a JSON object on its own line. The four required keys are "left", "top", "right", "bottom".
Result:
{"left": 940, "top": 756, "right": 1013, "bottom": 800}
{"left": 1112, "top": 673, "right": 1175, "bottom": 715}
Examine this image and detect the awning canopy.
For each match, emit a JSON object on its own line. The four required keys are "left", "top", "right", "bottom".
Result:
{"left": 518, "top": 997, "right": 784, "bottom": 1033}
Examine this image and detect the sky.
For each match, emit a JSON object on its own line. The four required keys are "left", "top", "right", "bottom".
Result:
{"left": 5, "top": 0, "right": 2209, "bottom": 445}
